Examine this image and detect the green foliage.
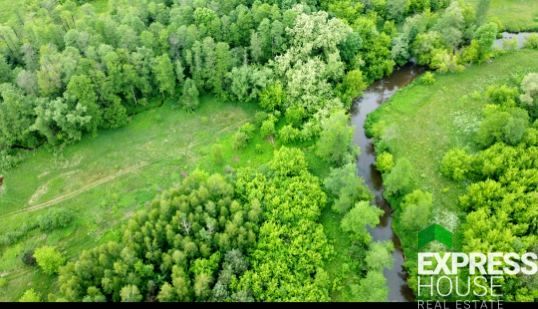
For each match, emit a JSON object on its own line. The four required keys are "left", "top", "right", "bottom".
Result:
{"left": 474, "top": 22, "right": 498, "bottom": 61}
{"left": 324, "top": 163, "right": 373, "bottom": 213}
{"left": 485, "top": 84, "right": 519, "bottom": 106}
{"left": 455, "top": 141, "right": 538, "bottom": 301}
{"left": 340, "top": 201, "right": 383, "bottom": 243}
{"left": 152, "top": 54, "right": 176, "bottom": 97}
{"left": 315, "top": 110, "right": 356, "bottom": 166}
{"left": 337, "top": 69, "right": 366, "bottom": 108}
{"left": 59, "top": 171, "right": 259, "bottom": 301}
{"left": 399, "top": 189, "right": 433, "bottom": 232}
{"left": 233, "top": 122, "right": 255, "bottom": 149}
{"left": 375, "top": 152, "right": 395, "bottom": 173}
{"left": 519, "top": 73, "right": 538, "bottom": 118}
{"left": 260, "top": 116, "right": 276, "bottom": 138}
{"left": 259, "top": 82, "right": 285, "bottom": 112}
{"left": 278, "top": 124, "right": 301, "bottom": 144}
{"left": 180, "top": 78, "right": 200, "bottom": 111}
{"left": 120, "top": 285, "right": 143, "bottom": 302}
{"left": 430, "top": 49, "right": 464, "bottom": 73}
{"left": 352, "top": 271, "right": 388, "bottom": 301}
{"left": 436, "top": 79, "right": 538, "bottom": 300}
{"left": 235, "top": 148, "right": 332, "bottom": 301}
{"left": 440, "top": 148, "right": 474, "bottom": 181}
{"left": 365, "top": 241, "right": 394, "bottom": 272}
{"left": 476, "top": 106, "right": 530, "bottom": 147}
{"left": 419, "top": 72, "right": 436, "bottom": 85}
{"left": 524, "top": 34, "right": 538, "bottom": 50}
{"left": 0, "top": 83, "right": 37, "bottom": 150}
{"left": 34, "top": 246, "right": 65, "bottom": 275}
{"left": 384, "top": 158, "right": 415, "bottom": 198}
{"left": 19, "top": 289, "right": 41, "bottom": 302}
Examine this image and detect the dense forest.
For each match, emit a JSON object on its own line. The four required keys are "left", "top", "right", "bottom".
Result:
{"left": 0, "top": 0, "right": 536, "bottom": 303}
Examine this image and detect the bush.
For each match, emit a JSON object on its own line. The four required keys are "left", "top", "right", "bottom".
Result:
{"left": 384, "top": 158, "right": 415, "bottom": 198}
{"left": 440, "top": 148, "right": 474, "bottom": 181}
{"left": 233, "top": 131, "right": 249, "bottom": 150}
{"left": 476, "top": 107, "right": 529, "bottom": 147}
{"left": 210, "top": 144, "right": 224, "bottom": 165}
{"left": 485, "top": 85, "right": 519, "bottom": 106}
{"left": 279, "top": 125, "right": 301, "bottom": 144}
{"left": 260, "top": 118, "right": 276, "bottom": 138}
{"left": 34, "top": 246, "right": 65, "bottom": 275}
{"left": 315, "top": 110, "right": 355, "bottom": 166}
{"left": 233, "top": 123, "right": 256, "bottom": 149}
{"left": 400, "top": 190, "right": 433, "bottom": 232}
{"left": 19, "top": 289, "right": 41, "bottom": 302}
{"left": 0, "top": 277, "right": 7, "bottom": 288}
{"left": 502, "top": 38, "right": 518, "bottom": 51}
{"left": 254, "top": 112, "right": 268, "bottom": 126}
{"left": 37, "top": 209, "right": 74, "bottom": 232}
{"left": 284, "top": 106, "right": 305, "bottom": 126}
{"left": 524, "top": 34, "right": 538, "bottom": 49}
{"left": 21, "top": 249, "right": 37, "bottom": 266}
{"left": 0, "top": 150, "right": 24, "bottom": 173}
{"left": 419, "top": 72, "right": 436, "bottom": 85}
{"left": 0, "top": 222, "right": 39, "bottom": 246}
{"left": 255, "top": 144, "right": 263, "bottom": 154}
{"left": 376, "top": 152, "right": 394, "bottom": 173}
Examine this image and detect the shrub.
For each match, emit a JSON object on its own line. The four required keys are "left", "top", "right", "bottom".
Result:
{"left": 440, "top": 148, "right": 474, "bottom": 181}
{"left": 210, "top": 144, "right": 224, "bottom": 165}
{"left": 37, "top": 209, "right": 74, "bottom": 232}
{"left": 233, "top": 123, "right": 256, "bottom": 149}
{"left": 384, "top": 158, "right": 415, "bottom": 198}
{"left": 34, "top": 246, "right": 65, "bottom": 275}
{"left": 254, "top": 111, "right": 268, "bottom": 126}
{"left": 19, "top": 289, "right": 41, "bottom": 302}
{"left": 376, "top": 152, "right": 394, "bottom": 173}
{"left": 279, "top": 125, "right": 301, "bottom": 144}
{"left": 524, "top": 34, "right": 538, "bottom": 49}
{"left": 255, "top": 144, "right": 263, "bottom": 154}
{"left": 502, "top": 38, "right": 518, "bottom": 51}
{"left": 233, "top": 131, "right": 249, "bottom": 150}
{"left": 485, "top": 85, "right": 518, "bottom": 106}
{"left": 400, "top": 190, "right": 433, "bottom": 232}
{"left": 21, "top": 249, "right": 37, "bottom": 266}
{"left": 260, "top": 118, "right": 276, "bottom": 138}
{"left": 419, "top": 72, "right": 436, "bottom": 85}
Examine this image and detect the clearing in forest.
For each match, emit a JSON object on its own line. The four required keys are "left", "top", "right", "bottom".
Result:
{"left": 0, "top": 97, "right": 270, "bottom": 301}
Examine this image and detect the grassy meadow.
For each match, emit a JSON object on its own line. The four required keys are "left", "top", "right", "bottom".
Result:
{"left": 0, "top": 97, "right": 277, "bottom": 300}
{"left": 368, "top": 49, "right": 538, "bottom": 259}
{"left": 469, "top": 0, "right": 538, "bottom": 31}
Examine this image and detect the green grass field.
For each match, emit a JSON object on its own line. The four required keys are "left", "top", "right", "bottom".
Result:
{"left": 368, "top": 49, "right": 538, "bottom": 258}
{"left": 0, "top": 97, "right": 276, "bottom": 301}
{"left": 469, "top": 0, "right": 538, "bottom": 32}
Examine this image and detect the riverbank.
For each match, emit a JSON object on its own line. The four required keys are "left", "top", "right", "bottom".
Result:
{"left": 352, "top": 65, "right": 424, "bottom": 301}
{"left": 366, "top": 49, "right": 538, "bottom": 297}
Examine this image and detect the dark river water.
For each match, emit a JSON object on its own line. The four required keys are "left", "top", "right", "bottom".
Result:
{"left": 347, "top": 32, "right": 532, "bottom": 301}
{"left": 350, "top": 64, "right": 424, "bottom": 302}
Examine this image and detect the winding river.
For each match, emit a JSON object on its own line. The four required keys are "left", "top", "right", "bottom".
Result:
{"left": 351, "top": 64, "right": 424, "bottom": 302}
{"left": 350, "top": 32, "right": 532, "bottom": 302}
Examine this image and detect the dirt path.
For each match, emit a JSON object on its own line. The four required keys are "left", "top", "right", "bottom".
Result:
{"left": 1, "top": 162, "right": 148, "bottom": 219}
{"left": 1, "top": 119, "right": 245, "bottom": 220}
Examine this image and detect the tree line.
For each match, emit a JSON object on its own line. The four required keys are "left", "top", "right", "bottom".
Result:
{"left": 0, "top": 0, "right": 490, "bottom": 172}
